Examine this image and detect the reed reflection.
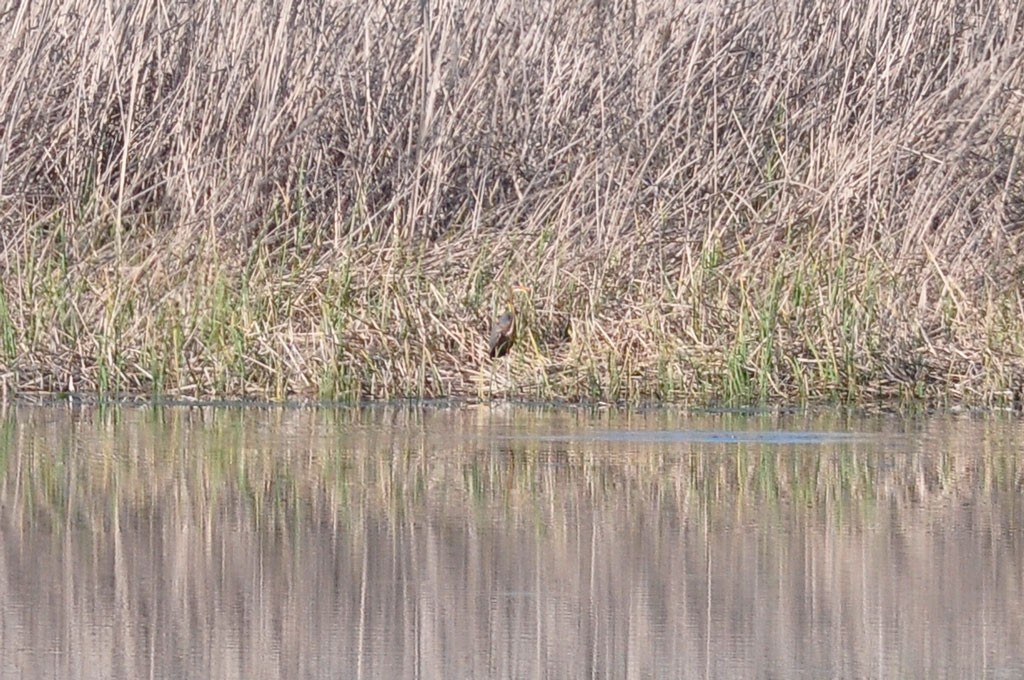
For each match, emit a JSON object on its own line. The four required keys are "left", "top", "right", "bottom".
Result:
{"left": 0, "top": 405, "right": 1022, "bottom": 679}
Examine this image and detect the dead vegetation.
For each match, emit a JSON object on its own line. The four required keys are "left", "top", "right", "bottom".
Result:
{"left": 2, "top": 0, "right": 1024, "bottom": 405}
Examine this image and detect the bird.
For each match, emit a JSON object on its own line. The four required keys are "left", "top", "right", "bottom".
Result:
{"left": 488, "top": 285, "right": 530, "bottom": 358}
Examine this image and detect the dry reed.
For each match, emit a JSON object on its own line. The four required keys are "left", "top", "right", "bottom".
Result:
{"left": 2, "top": 0, "right": 1024, "bottom": 405}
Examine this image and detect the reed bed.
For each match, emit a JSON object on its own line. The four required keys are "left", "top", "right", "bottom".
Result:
{"left": 2, "top": 0, "right": 1024, "bottom": 405}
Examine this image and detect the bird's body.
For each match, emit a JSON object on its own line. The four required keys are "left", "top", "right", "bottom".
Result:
{"left": 487, "top": 284, "right": 530, "bottom": 359}
{"left": 488, "top": 310, "right": 516, "bottom": 358}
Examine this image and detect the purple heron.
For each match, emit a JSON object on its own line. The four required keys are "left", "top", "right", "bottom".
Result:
{"left": 488, "top": 285, "right": 530, "bottom": 359}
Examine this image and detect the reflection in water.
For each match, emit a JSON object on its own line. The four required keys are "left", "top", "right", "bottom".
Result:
{"left": 0, "top": 404, "right": 1022, "bottom": 678}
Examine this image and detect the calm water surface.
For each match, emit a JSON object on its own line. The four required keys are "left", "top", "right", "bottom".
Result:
{"left": 1, "top": 404, "right": 1022, "bottom": 679}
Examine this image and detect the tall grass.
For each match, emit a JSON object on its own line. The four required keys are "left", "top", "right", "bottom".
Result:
{"left": 2, "top": 0, "right": 1024, "bottom": 404}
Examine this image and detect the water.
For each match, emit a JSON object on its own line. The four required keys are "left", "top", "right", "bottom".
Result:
{"left": 1, "top": 404, "right": 1022, "bottom": 679}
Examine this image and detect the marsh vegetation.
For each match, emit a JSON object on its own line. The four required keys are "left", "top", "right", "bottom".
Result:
{"left": 2, "top": 0, "right": 1024, "bottom": 404}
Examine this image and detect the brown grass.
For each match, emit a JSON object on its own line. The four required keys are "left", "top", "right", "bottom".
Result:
{"left": 2, "top": 0, "right": 1024, "bottom": 404}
